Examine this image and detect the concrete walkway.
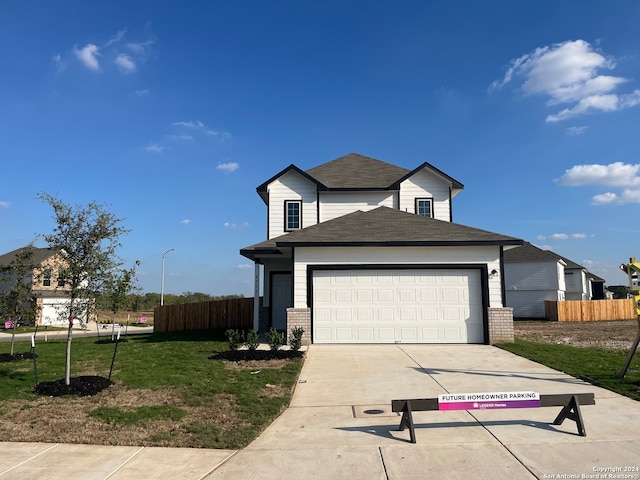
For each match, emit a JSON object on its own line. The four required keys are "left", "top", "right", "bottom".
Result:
{"left": 2, "top": 345, "right": 640, "bottom": 479}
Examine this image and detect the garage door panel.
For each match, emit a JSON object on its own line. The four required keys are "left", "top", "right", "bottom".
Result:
{"left": 313, "top": 268, "right": 484, "bottom": 344}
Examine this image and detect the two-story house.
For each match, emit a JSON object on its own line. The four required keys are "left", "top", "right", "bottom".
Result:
{"left": 0, "top": 246, "right": 83, "bottom": 327}
{"left": 503, "top": 242, "right": 607, "bottom": 318}
{"left": 240, "top": 153, "right": 523, "bottom": 345}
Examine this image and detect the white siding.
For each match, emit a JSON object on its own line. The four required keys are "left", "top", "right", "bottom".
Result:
{"left": 504, "top": 261, "right": 564, "bottom": 291}
{"left": 565, "top": 269, "right": 589, "bottom": 300}
{"left": 505, "top": 289, "right": 564, "bottom": 318}
{"left": 399, "top": 169, "right": 451, "bottom": 221}
{"left": 292, "top": 246, "right": 502, "bottom": 308}
{"left": 267, "top": 171, "right": 317, "bottom": 239}
{"left": 504, "top": 261, "right": 567, "bottom": 317}
{"left": 318, "top": 192, "right": 396, "bottom": 223}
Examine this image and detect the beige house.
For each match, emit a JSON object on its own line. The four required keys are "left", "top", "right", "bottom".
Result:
{"left": 0, "top": 246, "right": 87, "bottom": 326}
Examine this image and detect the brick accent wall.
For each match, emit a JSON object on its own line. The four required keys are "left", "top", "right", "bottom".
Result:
{"left": 487, "top": 307, "right": 514, "bottom": 344}
{"left": 286, "top": 307, "right": 311, "bottom": 345}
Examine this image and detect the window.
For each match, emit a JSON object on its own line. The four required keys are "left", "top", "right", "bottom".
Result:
{"left": 415, "top": 198, "right": 433, "bottom": 218}
{"left": 43, "top": 269, "right": 52, "bottom": 287}
{"left": 57, "top": 269, "right": 66, "bottom": 287}
{"left": 285, "top": 200, "right": 301, "bottom": 231}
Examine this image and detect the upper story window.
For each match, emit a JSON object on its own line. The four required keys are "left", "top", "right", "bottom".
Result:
{"left": 57, "top": 269, "right": 67, "bottom": 287}
{"left": 43, "top": 269, "right": 52, "bottom": 287}
{"left": 415, "top": 198, "right": 433, "bottom": 218}
{"left": 285, "top": 200, "right": 301, "bottom": 231}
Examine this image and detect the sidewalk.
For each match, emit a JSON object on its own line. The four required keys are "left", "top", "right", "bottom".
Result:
{"left": 2, "top": 344, "right": 639, "bottom": 479}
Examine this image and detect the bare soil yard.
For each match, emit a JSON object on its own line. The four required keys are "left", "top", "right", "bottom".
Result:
{"left": 514, "top": 319, "right": 640, "bottom": 350}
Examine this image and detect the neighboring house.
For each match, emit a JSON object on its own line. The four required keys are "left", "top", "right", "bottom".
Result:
{"left": 0, "top": 246, "right": 84, "bottom": 326}
{"left": 240, "top": 153, "right": 523, "bottom": 344}
{"left": 503, "top": 242, "right": 607, "bottom": 318}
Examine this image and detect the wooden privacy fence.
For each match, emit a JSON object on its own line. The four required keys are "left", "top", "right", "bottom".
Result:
{"left": 154, "top": 297, "right": 261, "bottom": 333}
{"left": 544, "top": 299, "right": 635, "bottom": 322}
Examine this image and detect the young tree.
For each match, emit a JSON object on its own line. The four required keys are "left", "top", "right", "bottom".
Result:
{"left": 38, "top": 193, "right": 130, "bottom": 385}
{"left": 99, "top": 262, "right": 140, "bottom": 338}
{"left": 0, "top": 245, "right": 40, "bottom": 355}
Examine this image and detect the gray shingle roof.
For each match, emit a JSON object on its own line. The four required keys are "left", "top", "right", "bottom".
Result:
{"left": 503, "top": 242, "right": 565, "bottom": 264}
{"left": 0, "top": 246, "right": 57, "bottom": 267}
{"left": 241, "top": 207, "right": 522, "bottom": 259}
{"left": 305, "top": 153, "right": 411, "bottom": 189}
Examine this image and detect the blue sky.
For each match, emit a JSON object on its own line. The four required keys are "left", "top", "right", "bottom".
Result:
{"left": 1, "top": 1, "right": 640, "bottom": 296}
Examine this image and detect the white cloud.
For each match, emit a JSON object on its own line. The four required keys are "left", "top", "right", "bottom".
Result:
{"left": 173, "top": 120, "right": 205, "bottom": 129}
{"left": 562, "top": 164, "right": 640, "bottom": 204}
{"left": 168, "top": 134, "right": 193, "bottom": 141}
{"left": 144, "top": 143, "right": 164, "bottom": 153}
{"left": 237, "top": 264, "right": 252, "bottom": 270}
{"left": 66, "top": 29, "right": 153, "bottom": 75}
{"left": 180, "top": 219, "right": 192, "bottom": 224}
{"left": 115, "top": 53, "right": 136, "bottom": 73}
{"left": 52, "top": 53, "right": 65, "bottom": 72}
{"left": 135, "top": 89, "right": 149, "bottom": 96}
{"left": 172, "top": 121, "right": 231, "bottom": 140}
{"left": 104, "top": 29, "right": 127, "bottom": 47}
{"left": 566, "top": 126, "right": 587, "bottom": 136}
{"left": 217, "top": 162, "right": 239, "bottom": 173}
{"left": 0, "top": 201, "right": 9, "bottom": 208}
{"left": 556, "top": 162, "right": 640, "bottom": 187}
{"left": 74, "top": 43, "right": 100, "bottom": 71}
{"left": 224, "top": 221, "right": 249, "bottom": 229}
{"left": 537, "top": 233, "right": 586, "bottom": 241}
{"left": 492, "top": 40, "right": 639, "bottom": 122}
{"left": 592, "top": 188, "right": 640, "bottom": 205}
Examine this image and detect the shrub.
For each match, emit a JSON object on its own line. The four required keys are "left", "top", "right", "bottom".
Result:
{"left": 245, "top": 329, "right": 260, "bottom": 351}
{"left": 225, "top": 329, "right": 243, "bottom": 351}
{"left": 289, "top": 327, "right": 304, "bottom": 352}
{"left": 265, "top": 328, "right": 285, "bottom": 351}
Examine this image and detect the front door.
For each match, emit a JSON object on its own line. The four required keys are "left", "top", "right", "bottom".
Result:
{"left": 271, "top": 272, "right": 292, "bottom": 331}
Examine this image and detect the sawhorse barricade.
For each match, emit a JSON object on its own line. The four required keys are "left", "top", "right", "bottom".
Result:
{"left": 391, "top": 392, "right": 595, "bottom": 444}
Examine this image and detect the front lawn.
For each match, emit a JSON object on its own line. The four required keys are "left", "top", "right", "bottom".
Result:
{"left": 0, "top": 329, "right": 304, "bottom": 448}
{"left": 498, "top": 338, "right": 640, "bottom": 401}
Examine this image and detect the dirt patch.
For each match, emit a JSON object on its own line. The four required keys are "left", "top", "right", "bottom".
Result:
{"left": 514, "top": 319, "right": 640, "bottom": 349}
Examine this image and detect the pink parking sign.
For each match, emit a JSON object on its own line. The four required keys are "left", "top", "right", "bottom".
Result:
{"left": 438, "top": 391, "right": 540, "bottom": 410}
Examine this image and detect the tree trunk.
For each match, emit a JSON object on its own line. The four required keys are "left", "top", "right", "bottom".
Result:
{"left": 65, "top": 298, "right": 75, "bottom": 386}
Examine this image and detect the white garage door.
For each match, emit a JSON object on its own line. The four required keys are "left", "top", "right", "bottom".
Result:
{"left": 313, "top": 269, "right": 484, "bottom": 344}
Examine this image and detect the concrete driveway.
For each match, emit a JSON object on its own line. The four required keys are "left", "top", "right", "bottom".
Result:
{"left": 2, "top": 344, "right": 639, "bottom": 479}
{"left": 207, "top": 344, "right": 640, "bottom": 479}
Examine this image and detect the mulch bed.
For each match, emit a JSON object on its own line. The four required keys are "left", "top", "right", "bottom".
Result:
{"left": 0, "top": 352, "right": 37, "bottom": 363}
{"left": 94, "top": 338, "right": 129, "bottom": 344}
{"left": 209, "top": 350, "right": 304, "bottom": 361}
{"left": 34, "top": 376, "right": 114, "bottom": 397}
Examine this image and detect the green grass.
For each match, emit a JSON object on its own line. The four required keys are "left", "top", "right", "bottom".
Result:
{"left": 498, "top": 338, "right": 640, "bottom": 401}
{"left": 90, "top": 405, "right": 187, "bottom": 425}
{"left": 0, "top": 329, "right": 304, "bottom": 448}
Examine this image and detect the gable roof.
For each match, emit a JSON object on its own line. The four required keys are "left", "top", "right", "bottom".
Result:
{"left": 255, "top": 164, "right": 325, "bottom": 204}
{"left": 503, "top": 242, "right": 567, "bottom": 264}
{"left": 241, "top": 206, "right": 522, "bottom": 260}
{"left": 305, "top": 153, "right": 411, "bottom": 189}
{"left": 394, "top": 161, "right": 464, "bottom": 194}
{"left": 255, "top": 153, "right": 465, "bottom": 203}
{"left": 0, "top": 247, "right": 58, "bottom": 267}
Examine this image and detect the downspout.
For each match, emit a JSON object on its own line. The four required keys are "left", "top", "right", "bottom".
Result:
{"left": 500, "top": 246, "right": 506, "bottom": 307}
{"left": 449, "top": 187, "right": 453, "bottom": 222}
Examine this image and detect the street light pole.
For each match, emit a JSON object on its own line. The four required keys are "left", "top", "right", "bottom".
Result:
{"left": 161, "top": 248, "right": 175, "bottom": 306}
